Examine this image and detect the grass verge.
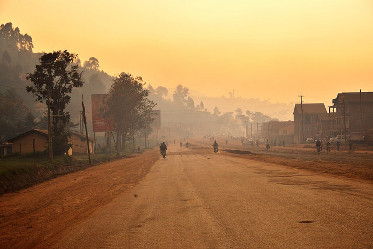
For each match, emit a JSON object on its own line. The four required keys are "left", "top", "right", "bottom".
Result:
{"left": 0, "top": 148, "right": 146, "bottom": 195}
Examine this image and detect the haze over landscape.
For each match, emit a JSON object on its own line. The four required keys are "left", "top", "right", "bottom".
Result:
{"left": 1, "top": 1, "right": 373, "bottom": 249}
{"left": 1, "top": 0, "right": 372, "bottom": 106}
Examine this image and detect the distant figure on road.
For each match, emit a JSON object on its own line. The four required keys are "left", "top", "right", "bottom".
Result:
{"left": 180, "top": 142, "right": 183, "bottom": 148}
{"left": 336, "top": 141, "right": 341, "bottom": 151}
{"left": 160, "top": 142, "right": 167, "bottom": 159}
{"left": 256, "top": 140, "right": 259, "bottom": 147}
{"left": 213, "top": 140, "right": 219, "bottom": 153}
{"left": 265, "top": 140, "right": 270, "bottom": 150}
{"left": 326, "top": 141, "right": 331, "bottom": 153}
{"left": 316, "top": 139, "right": 321, "bottom": 154}
{"left": 349, "top": 140, "right": 354, "bottom": 153}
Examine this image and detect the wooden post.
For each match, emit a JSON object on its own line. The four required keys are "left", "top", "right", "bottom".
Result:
{"left": 82, "top": 95, "right": 91, "bottom": 165}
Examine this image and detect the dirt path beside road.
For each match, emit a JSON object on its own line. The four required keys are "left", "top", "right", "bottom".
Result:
{"left": 0, "top": 149, "right": 158, "bottom": 249}
{"left": 191, "top": 139, "right": 373, "bottom": 182}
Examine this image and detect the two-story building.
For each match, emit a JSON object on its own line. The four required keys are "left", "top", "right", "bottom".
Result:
{"left": 261, "top": 120, "right": 294, "bottom": 145}
{"left": 293, "top": 103, "right": 328, "bottom": 143}
{"left": 330, "top": 92, "right": 373, "bottom": 136}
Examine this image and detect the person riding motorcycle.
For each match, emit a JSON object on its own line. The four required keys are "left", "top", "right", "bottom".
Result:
{"left": 213, "top": 140, "right": 219, "bottom": 153}
{"left": 160, "top": 142, "right": 167, "bottom": 159}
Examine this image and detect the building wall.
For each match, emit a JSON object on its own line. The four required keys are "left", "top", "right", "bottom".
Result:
{"left": 294, "top": 113, "right": 324, "bottom": 143}
{"left": 70, "top": 134, "right": 94, "bottom": 155}
{"left": 262, "top": 121, "right": 294, "bottom": 145}
{"left": 332, "top": 93, "right": 373, "bottom": 135}
{"left": 11, "top": 133, "right": 48, "bottom": 154}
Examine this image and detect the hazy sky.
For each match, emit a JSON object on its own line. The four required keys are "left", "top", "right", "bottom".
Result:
{"left": 1, "top": 0, "right": 372, "bottom": 104}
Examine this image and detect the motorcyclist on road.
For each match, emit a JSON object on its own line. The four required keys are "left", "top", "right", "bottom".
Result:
{"left": 213, "top": 140, "right": 219, "bottom": 153}
{"left": 266, "top": 140, "right": 270, "bottom": 150}
{"left": 160, "top": 142, "right": 167, "bottom": 158}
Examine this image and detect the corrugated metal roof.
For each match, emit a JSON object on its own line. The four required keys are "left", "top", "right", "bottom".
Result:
{"left": 7, "top": 129, "right": 94, "bottom": 143}
{"left": 7, "top": 129, "right": 48, "bottom": 142}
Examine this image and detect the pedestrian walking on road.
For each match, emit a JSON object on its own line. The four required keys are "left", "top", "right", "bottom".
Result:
{"left": 316, "top": 139, "right": 321, "bottom": 154}
{"left": 326, "top": 141, "right": 331, "bottom": 153}
{"left": 336, "top": 141, "right": 341, "bottom": 151}
{"left": 349, "top": 140, "right": 354, "bottom": 153}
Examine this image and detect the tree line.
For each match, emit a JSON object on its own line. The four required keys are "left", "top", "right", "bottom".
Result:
{"left": 1, "top": 22, "right": 277, "bottom": 156}
{"left": 25, "top": 50, "right": 155, "bottom": 157}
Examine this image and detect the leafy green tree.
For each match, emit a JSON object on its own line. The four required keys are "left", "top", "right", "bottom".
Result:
{"left": 105, "top": 73, "right": 155, "bottom": 153}
{"left": 26, "top": 50, "right": 84, "bottom": 155}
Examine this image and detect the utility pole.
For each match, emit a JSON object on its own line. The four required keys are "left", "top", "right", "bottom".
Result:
{"left": 82, "top": 95, "right": 91, "bottom": 165}
{"left": 79, "top": 111, "right": 82, "bottom": 133}
{"left": 343, "top": 98, "right": 347, "bottom": 143}
{"left": 298, "top": 95, "right": 304, "bottom": 143}
{"left": 360, "top": 89, "right": 363, "bottom": 132}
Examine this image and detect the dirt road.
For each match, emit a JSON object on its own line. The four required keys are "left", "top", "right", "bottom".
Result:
{"left": 1, "top": 145, "right": 373, "bottom": 248}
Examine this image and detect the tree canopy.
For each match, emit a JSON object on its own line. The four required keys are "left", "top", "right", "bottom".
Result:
{"left": 105, "top": 73, "right": 156, "bottom": 151}
{"left": 26, "top": 50, "right": 84, "bottom": 155}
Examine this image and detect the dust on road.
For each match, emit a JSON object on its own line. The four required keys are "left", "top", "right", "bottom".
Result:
{"left": 0, "top": 150, "right": 158, "bottom": 249}
{"left": 1, "top": 144, "right": 373, "bottom": 249}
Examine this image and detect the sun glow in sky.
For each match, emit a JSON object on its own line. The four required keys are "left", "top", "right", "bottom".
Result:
{"left": 1, "top": 0, "right": 373, "bottom": 104}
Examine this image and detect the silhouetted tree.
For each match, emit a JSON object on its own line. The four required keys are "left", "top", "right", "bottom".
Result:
{"left": 156, "top": 86, "right": 168, "bottom": 97}
{"left": 213, "top": 106, "right": 221, "bottom": 116}
{"left": 105, "top": 73, "right": 155, "bottom": 153}
{"left": 173, "top": 84, "right": 189, "bottom": 105}
{"left": 0, "top": 22, "right": 33, "bottom": 53}
{"left": 26, "top": 50, "right": 84, "bottom": 155}
{"left": 235, "top": 108, "right": 243, "bottom": 116}
{"left": 0, "top": 88, "right": 29, "bottom": 141}
{"left": 83, "top": 57, "right": 99, "bottom": 71}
